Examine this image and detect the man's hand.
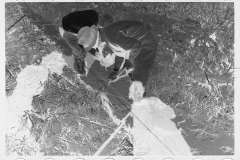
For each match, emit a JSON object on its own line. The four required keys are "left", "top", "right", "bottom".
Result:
{"left": 102, "top": 45, "right": 114, "bottom": 58}
{"left": 108, "top": 70, "right": 119, "bottom": 80}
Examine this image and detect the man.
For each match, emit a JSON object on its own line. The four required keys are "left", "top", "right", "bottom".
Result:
{"left": 78, "top": 21, "right": 158, "bottom": 86}
{"left": 61, "top": 10, "right": 158, "bottom": 87}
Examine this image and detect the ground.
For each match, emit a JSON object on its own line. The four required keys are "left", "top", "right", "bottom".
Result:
{"left": 5, "top": 2, "right": 234, "bottom": 156}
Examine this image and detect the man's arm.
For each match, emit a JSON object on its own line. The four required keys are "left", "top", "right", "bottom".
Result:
{"left": 114, "top": 56, "right": 124, "bottom": 71}
{"left": 108, "top": 56, "right": 123, "bottom": 80}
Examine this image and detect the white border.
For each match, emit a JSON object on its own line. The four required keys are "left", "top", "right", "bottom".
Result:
{"left": 1, "top": 0, "right": 239, "bottom": 159}
{"left": 0, "top": 0, "right": 6, "bottom": 157}
{"left": 234, "top": 0, "right": 240, "bottom": 157}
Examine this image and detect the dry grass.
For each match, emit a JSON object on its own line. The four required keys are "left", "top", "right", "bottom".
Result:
{"left": 5, "top": 2, "right": 234, "bottom": 155}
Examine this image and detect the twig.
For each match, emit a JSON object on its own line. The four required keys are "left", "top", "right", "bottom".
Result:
{"left": 122, "top": 146, "right": 128, "bottom": 153}
{"left": 5, "top": 87, "right": 14, "bottom": 91}
{"left": 58, "top": 136, "right": 81, "bottom": 145}
{"left": 85, "top": 133, "right": 94, "bottom": 153}
{"left": 28, "top": 111, "right": 46, "bottom": 121}
{"left": 59, "top": 74, "right": 76, "bottom": 87}
{"left": 125, "top": 137, "right": 133, "bottom": 148}
{"left": 6, "top": 67, "right": 15, "bottom": 78}
{"left": 76, "top": 116, "right": 115, "bottom": 131}
{"left": 47, "top": 73, "right": 67, "bottom": 91}
{"left": 38, "top": 97, "right": 59, "bottom": 106}
{"left": 47, "top": 70, "right": 76, "bottom": 87}
{"left": 204, "top": 72, "right": 211, "bottom": 84}
{"left": 94, "top": 112, "right": 131, "bottom": 156}
{"left": 6, "top": 14, "right": 26, "bottom": 33}
{"left": 109, "top": 137, "right": 126, "bottom": 156}
{"left": 6, "top": 82, "right": 17, "bottom": 88}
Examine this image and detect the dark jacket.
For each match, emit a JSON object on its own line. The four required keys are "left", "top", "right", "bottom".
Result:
{"left": 100, "top": 21, "right": 157, "bottom": 70}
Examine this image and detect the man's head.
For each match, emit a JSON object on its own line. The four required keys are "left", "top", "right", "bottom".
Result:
{"left": 77, "top": 25, "right": 99, "bottom": 51}
{"left": 62, "top": 10, "right": 99, "bottom": 34}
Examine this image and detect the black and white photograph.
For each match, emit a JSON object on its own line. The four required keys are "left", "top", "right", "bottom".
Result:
{"left": 3, "top": 1, "right": 238, "bottom": 158}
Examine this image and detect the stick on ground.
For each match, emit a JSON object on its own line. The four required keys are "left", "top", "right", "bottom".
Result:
{"left": 93, "top": 112, "right": 131, "bottom": 156}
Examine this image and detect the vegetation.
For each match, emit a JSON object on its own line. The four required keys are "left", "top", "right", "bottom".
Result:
{"left": 5, "top": 2, "right": 234, "bottom": 155}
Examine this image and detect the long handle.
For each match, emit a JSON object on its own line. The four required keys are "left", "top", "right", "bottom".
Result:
{"left": 93, "top": 112, "right": 131, "bottom": 156}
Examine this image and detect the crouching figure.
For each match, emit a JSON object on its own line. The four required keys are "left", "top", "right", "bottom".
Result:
{"left": 60, "top": 10, "right": 158, "bottom": 88}
{"left": 77, "top": 20, "right": 158, "bottom": 86}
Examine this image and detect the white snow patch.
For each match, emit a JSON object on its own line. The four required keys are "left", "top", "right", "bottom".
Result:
{"left": 5, "top": 51, "right": 66, "bottom": 132}
{"left": 209, "top": 32, "right": 217, "bottom": 41}
{"left": 132, "top": 97, "right": 192, "bottom": 156}
{"left": 129, "top": 82, "right": 192, "bottom": 156}
{"left": 5, "top": 51, "right": 66, "bottom": 155}
{"left": 128, "top": 81, "right": 145, "bottom": 102}
{"left": 190, "top": 38, "right": 196, "bottom": 46}
{"left": 206, "top": 41, "right": 210, "bottom": 47}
